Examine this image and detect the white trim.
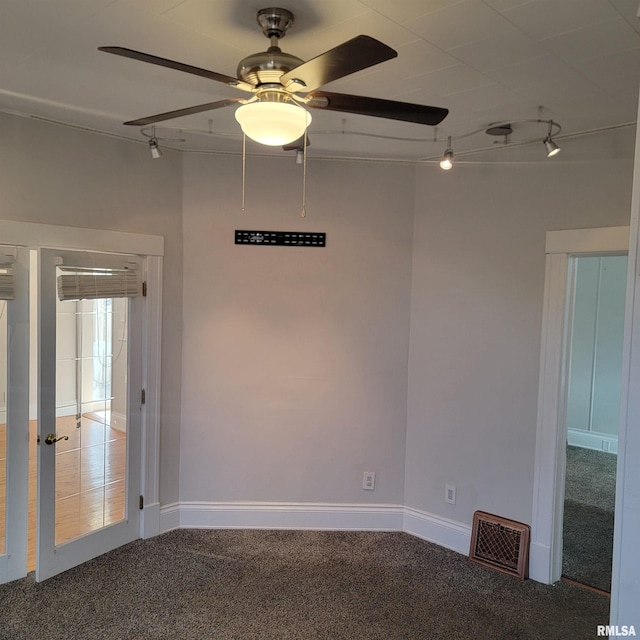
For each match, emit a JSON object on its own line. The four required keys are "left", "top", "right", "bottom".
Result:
{"left": 140, "top": 502, "right": 161, "bottom": 539}
{"left": 158, "top": 502, "right": 471, "bottom": 557}
{"left": 110, "top": 411, "right": 127, "bottom": 433}
{"left": 159, "top": 502, "right": 181, "bottom": 533}
{"left": 172, "top": 502, "right": 404, "bottom": 531}
{"left": 531, "top": 253, "right": 570, "bottom": 584}
{"left": 402, "top": 507, "right": 471, "bottom": 555}
{"left": 2, "top": 248, "right": 30, "bottom": 583}
{"left": 532, "top": 227, "right": 630, "bottom": 586}
{"left": 546, "top": 226, "right": 630, "bottom": 255}
{"left": 0, "top": 220, "right": 164, "bottom": 257}
{"left": 610, "top": 88, "right": 640, "bottom": 629}
{"left": 567, "top": 428, "right": 618, "bottom": 454}
{"left": 159, "top": 502, "right": 406, "bottom": 533}
{"left": 139, "top": 256, "right": 162, "bottom": 539}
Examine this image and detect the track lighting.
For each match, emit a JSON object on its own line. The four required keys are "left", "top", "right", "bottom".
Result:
{"left": 542, "top": 120, "right": 560, "bottom": 158}
{"left": 440, "top": 136, "right": 454, "bottom": 170}
{"left": 543, "top": 137, "right": 560, "bottom": 157}
{"left": 140, "top": 125, "right": 185, "bottom": 159}
{"left": 149, "top": 136, "right": 162, "bottom": 159}
{"left": 434, "top": 117, "right": 561, "bottom": 166}
{"left": 543, "top": 135, "right": 560, "bottom": 157}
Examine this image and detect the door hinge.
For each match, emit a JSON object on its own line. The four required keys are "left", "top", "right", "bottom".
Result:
{"left": 142, "top": 281, "right": 147, "bottom": 297}
{"left": 141, "top": 388, "right": 146, "bottom": 405}
{"left": 139, "top": 495, "right": 144, "bottom": 510}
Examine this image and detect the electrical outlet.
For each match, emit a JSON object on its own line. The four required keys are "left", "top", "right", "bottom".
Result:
{"left": 445, "top": 484, "right": 456, "bottom": 505}
{"left": 363, "top": 471, "right": 376, "bottom": 491}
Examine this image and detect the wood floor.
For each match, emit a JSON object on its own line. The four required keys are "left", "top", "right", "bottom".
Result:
{"left": 0, "top": 414, "right": 126, "bottom": 571}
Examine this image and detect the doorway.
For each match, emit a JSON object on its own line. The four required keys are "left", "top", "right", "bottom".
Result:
{"left": 0, "top": 220, "right": 163, "bottom": 584}
{"left": 561, "top": 254, "right": 627, "bottom": 592}
{"left": 530, "top": 225, "right": 630, "bottom": 585}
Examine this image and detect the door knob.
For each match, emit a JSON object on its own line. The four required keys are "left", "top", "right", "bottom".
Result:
{"left": 44, "top": 433, "right": 69, "bottom": 445}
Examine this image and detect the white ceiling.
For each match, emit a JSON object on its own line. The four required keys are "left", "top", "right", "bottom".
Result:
{"left": 1, "top": 0, "right": 639, "bottom": 161}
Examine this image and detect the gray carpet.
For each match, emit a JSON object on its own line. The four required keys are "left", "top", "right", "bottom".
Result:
{"left": 563, "top": 445, "right": 617, "bottom": 592}
{"left": 0, "top": 529, "right": 609, "bottom": 640}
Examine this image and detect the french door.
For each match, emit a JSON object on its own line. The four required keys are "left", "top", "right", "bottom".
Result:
{"left": 36, "top": 248, "right": 143, "bottom": 580}
{"left": 0, "top": 248, "right": 30, "bottom": 584}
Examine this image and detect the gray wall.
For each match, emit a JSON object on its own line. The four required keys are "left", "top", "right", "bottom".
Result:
{"left": 0, "top": 112, "right": 183, "bottom": 505}
{"left": 179, "top": 154, "right": 414, "bottom": 504}
{"left": 406, "top": 129, "right": 634, "bottom": 526}
{"left": 2, "top": 109, "right": 635, "bottom": 558}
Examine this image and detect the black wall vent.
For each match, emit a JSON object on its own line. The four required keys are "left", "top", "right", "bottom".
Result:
{"left": 235, "top": 230, "right": 326, "bottom": 247}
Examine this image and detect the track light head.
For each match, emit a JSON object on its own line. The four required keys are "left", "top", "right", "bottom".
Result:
{"left": 149, "top": 137, "right": 162, "bottom": 159}
{"left": 440, "top": 136, "right": 454, "bottom": 170}
{"left": 440, "top": 150, "right": 453, "bottom": 170}
{"left": 543, "top": 119, "right": 560, "bottom": 157}
{"left": 543, "top": 136, "right": 560, "bottom": 157}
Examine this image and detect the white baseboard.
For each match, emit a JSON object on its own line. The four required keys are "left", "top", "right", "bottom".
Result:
{"left": 157, "top": 501, "right": 473, "bottom": 561}
{"left": 162, "top": 502, "right": 404, "bottom": 532}
{"left": 140, "top": 502, "right": 161, "bottom": 539}
{"left": 159, "top": 502, "right": 180, "bottom": 533}
{"left": 567, "top": 428, "right": 618, "bottom": 454}
{"left": 110, "top": 411, "right": 127, "bottom": 433}
{"left": 403, "top": 507, "right": 471, "bottom": 555}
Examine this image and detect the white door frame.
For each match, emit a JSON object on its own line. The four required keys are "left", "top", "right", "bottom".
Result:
{"left": 0, "top": 247, "right": 30, "bottom": 584}
{"left": 0, "top": 220, "right": 163, "bottom": 581}
{"left": 530, "top": 225, "right": 630, "bottom": 585}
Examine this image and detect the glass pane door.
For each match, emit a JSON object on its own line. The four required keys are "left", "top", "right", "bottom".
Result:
{"left": 37, "top": 248, "right": 141, "bottom": 581}
{"left": 53, "top": 295, "right": 128, "bottom": 545}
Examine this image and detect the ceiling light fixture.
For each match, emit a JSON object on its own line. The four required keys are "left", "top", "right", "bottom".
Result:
{"left": 149, "top": 136, "right": 162, "bottom": 159}
{"left": 538, "top": 107, "right": 561, "bottom": 157}
{"left": 148, "top": 126, "right": 162, "bottom": 159}
{"left": 440, "top": 136, "right": 454, "bottom": 170}
{"left": 543, "top": 120, "right": 561, "bottom": 157}
{"left": 235, "top": 92, "right": 312, "bottom": 147}
{"left": 140, "top": 126, "right": 186, "bottom": 159}
{"left": 436, "top": 117, "right": 561, "bottom": 164}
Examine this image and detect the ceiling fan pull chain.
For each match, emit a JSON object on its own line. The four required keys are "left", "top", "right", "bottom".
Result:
{"left": 241, "top": 133, "right": 246, "bottom": 212}
{"left": 301, "top": 126, "right": 308, "bottom": 218}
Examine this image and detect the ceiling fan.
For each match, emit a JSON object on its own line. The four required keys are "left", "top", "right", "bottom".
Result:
{"left": 99, "top": 7, "right": 449, "bottom": 147}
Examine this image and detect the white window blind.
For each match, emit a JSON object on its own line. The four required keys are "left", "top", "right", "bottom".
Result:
{"left": 57, "top": 269, "right": 140, "bottom": 301}
{"left": 0, "top": 249, "right": 16, "bottom": 300}
{"left": 0, "top": 270, "right": 14, "bottom": 300}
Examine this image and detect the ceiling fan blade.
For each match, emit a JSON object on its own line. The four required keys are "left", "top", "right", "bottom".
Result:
{"left": 282, "top": 135, "right": 311, "bottom": 151}
{"left": 306, "top": 91, "right": 449, "bottom": 126}
{"left": 98, "top": 46, "right": 253, "bottom": 92}
{"left": 280, "top": 35, "right": 396, "bottom": 93}
{"left": 123, "top": 98, "right": 244, "bottom": 126}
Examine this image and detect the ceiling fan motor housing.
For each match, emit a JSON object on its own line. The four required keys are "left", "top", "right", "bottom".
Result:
{"left": 237, "top": 48, "right": 304, "bottom": 87}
